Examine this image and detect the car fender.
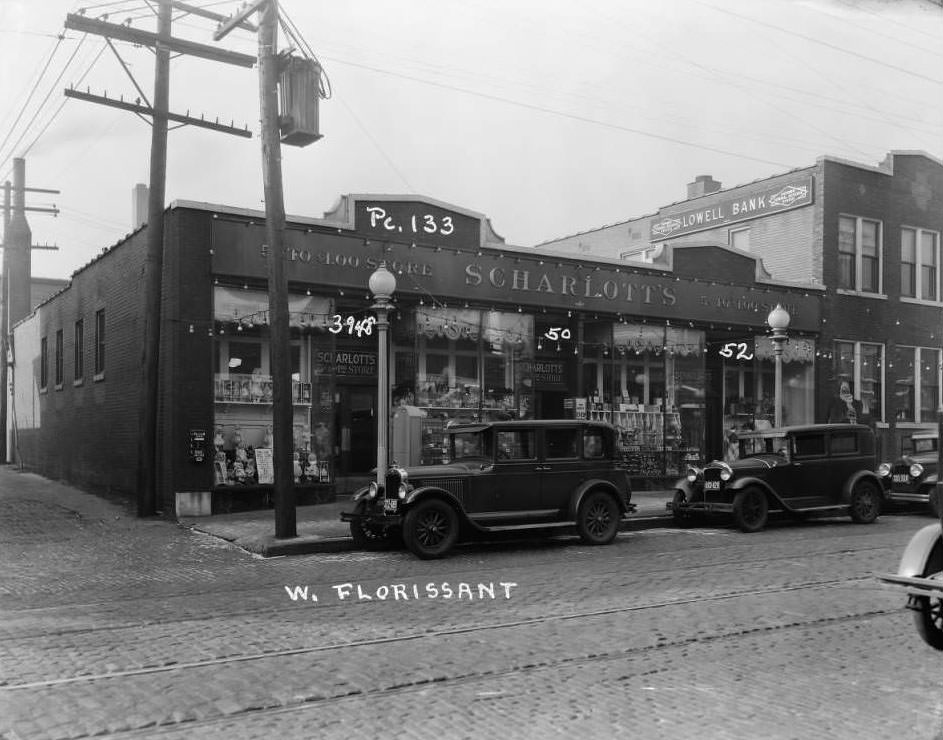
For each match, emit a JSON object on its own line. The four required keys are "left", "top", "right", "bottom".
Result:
{"left": 568, "top": 479, "right": 626, "bottom": 520}
{"left": 401, "top": 485, "right": 475, "bottom": 527}
{"left": 896, "top": 523, "right": 943, "bottom": 578}
{"left": 841, "top": 470, "right": 885, "bottom": 504}
{"left": 672, "top": 477, "right": 699, "bottom": 500}
{"left": 726, "top": 476, "right": 780, "bottom": 506}
{"left": 350, "top": 486, "right": 372, "bottom": 504}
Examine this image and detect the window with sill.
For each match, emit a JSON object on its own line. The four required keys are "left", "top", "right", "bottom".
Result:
{"left": 838, "top": 216, "right": 881, "bottom": 294}
{"left": 901, "top": 227, "right": 940, "bottom": 301}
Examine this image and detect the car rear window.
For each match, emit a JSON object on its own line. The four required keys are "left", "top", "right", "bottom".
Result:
{"left": 830, "top": 431, "right": 859, "bottom": 455}
{"left": 793, "top": 434, "right": 826, "bottom": 458}
{"left": 496, "top": 429, "right": 536, "bottom": 460}
{"left": 545, "top": 428, "right": 579, "bottom": 459}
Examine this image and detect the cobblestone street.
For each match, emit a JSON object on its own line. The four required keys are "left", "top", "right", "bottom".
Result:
{"left": 2, "top": 466, "right": 942, "bottom": 739}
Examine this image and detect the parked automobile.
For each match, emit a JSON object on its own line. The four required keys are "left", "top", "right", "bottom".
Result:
{"left": 877, "top": 431, "right": 940, "bottom": 517}
{"left": 668, "top": 423, "right": 882, "bottom": 532}
{"left": 878, "top": 517, "right": 943, "bottom": 650}
{"left": 341, "top": 420, "right": 635, "bottom": 558}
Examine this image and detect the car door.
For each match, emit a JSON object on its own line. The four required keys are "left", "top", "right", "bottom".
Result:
{"left": 826, "top": 428, "right": 868, "bottom": 502}
{"left": 783, "top": 431, "right": 830, "bottom": 507}
{"left": 539, "top": 425, "right": 596, "bottom": 518}
{"left": 484, "top": 427, "right": 541, "bottom": 523}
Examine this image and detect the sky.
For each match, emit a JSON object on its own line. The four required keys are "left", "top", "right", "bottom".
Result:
{"left": 0, "top": 0, "right": 941, "bottom": 281}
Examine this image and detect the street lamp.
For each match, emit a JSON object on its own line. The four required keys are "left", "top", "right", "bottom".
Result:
{"left": 767, "top": 303, "right": 791, "bottom": 428}
{"left": 369, "top": 262, "right": 397, "bottom": 489}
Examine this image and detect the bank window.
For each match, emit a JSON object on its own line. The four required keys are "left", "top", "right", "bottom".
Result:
{"left": 40, "top": 336, "right": 48, "bottom": 390}
{"left": 54, "top": 329, "right": 63, "bottom": 388}
{"left": 834, "top": 340, "right": 884, "bottom": 422}
{"left": 838, "top": 216, "right": 882, "bottom": 294}
{"left": 729, "top": 227, "right": 750, "bottom": 252}
{"left": 897, "top": 346, "right": 942, "bottom": 423}
{"left": 74, "top": 319, "right": 84, "bottom": 382}
{"left": 94, "top": 309, "right": 105, "bottom": 377}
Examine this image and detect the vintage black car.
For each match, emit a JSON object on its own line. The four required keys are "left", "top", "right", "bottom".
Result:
{"left": 668, "top": 424, "right": 883, "bottom": 532}
{"left": 341, "top": 420, "right": 635, "bottom": 558}
{"left": 877, "top": 431, "right": 940, "bottom": 517}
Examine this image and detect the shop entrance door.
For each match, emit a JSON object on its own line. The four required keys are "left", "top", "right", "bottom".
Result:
{"left": 336, "top": 387, "right": 378, "bottom": 475}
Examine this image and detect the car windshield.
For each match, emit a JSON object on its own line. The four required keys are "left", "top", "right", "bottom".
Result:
{"left": 450, "top": 430, "right": 492, "bottom": 461}
{"left": 914, "top": 437, "right": 938, "bottom": 454}
{"left": 739, "top": 434, "right": 790, "bottom": 459}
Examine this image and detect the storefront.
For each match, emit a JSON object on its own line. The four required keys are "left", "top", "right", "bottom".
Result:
{"left": 10, "top": 195, "right": 823, "bottom": 514}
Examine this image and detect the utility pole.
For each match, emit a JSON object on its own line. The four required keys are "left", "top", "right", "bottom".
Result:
{"left": 215, "top": 0, "right": 322, "bottom": 539}
{"left": 64, "top": 3, "right": 255, "bottom": 516}
{"left": 0, "top": 159, "right": 60, "bottom": 465}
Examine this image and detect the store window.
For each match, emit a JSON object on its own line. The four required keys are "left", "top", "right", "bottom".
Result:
{"left": 838, "top": 215, "right": 882, "bottom": 294}
{"left": 833, "top": 340, "right": 884, "bottom": 423}
{"left": 901, "top": 228, "right": 940, "bottom": 301}
{"left": 894, "top": 346, "right": 941, "bottom": 423}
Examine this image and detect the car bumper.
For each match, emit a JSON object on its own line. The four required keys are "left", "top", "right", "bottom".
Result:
{"left": 886, "top": 490, "right": 930, "bottom": 505}
{"left": 667, "top": 501, "right": 734, "bottom": 515}
{"left": 341, "top": 511, "right": 404, "bottom": 526}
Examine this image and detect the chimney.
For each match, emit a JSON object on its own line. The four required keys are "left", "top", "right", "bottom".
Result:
{"left": 132, "top": 183, "right": 149, "bottom": 228}
{"left": 686, "top": 175, "right": 722, "bottom": 199}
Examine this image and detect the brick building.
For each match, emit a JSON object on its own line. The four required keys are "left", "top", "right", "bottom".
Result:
{"left": 8, "top": 195, "right": 823, "bottom": 515}
{"left": 539, "top": 150, "right": 943, "bottom": 459}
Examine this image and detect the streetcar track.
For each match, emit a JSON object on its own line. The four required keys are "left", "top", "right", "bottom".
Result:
{"left": 34, "top": 605, "right": 903, "bottom": 739}
{"left": 0, "top": 574, "right": 893, "bottom": 691}
{"left": 0, "top": 539, "right": 901, "bottom": 644}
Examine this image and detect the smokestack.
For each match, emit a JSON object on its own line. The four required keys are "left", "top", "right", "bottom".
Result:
{"left": 687, "top": 175, "right": 722, "bottom": 199}
{"left": 132, "top": 183, "right": 149, "bottom": 228}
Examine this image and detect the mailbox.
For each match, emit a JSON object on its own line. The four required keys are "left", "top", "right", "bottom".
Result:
{"left": 392, "top": 405, "right": 427, "bottom": 467}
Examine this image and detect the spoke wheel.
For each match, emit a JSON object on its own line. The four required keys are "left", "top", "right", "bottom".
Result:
{"left": 349, "top": 502, "right": 401, "bottom": 551}
{"left": 577, "top": 491, "right": 619, "bottom": 545}
{"left": 914, "top": 587, "right": 943, "bottom": 651}
{"left": 403, "top": 499, "right": 459, "bottom": 559}
{"left": 849, "top": 480, "right": 880, "bottom": 524}
{"left": 732, "top": 486, "right": 768, "bottom": 533}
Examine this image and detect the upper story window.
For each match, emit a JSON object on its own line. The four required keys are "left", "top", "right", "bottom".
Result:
{"left": 729, "top": 227, "right": 750, "bottom": 252}
{"left": 54, "top": 329, "right": 63, "bottom": 387}
{"left": 74, "top": 319, "right": 84, "bottom": 381}
{"left": 901, "top": 227, "right": 940, "bottom": 301}
{"left": 40, "top": 336, "right": 48, "bottom": 390}
{"left": 838, "top": 215, "right": 882, "bottom": 294}
{"left": 94, "top": 309, "right": 105, "bottom": 378}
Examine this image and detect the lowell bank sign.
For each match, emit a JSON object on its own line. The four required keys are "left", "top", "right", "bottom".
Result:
{"left": 649, "top": 176, "right": 814, "bottom": 240}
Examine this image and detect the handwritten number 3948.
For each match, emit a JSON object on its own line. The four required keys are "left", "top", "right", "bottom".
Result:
{"left": 328, "top": 315, "right": 376, "bottom": 337}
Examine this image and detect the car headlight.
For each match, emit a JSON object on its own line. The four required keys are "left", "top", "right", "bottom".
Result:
{"left": 398, "top": 484, "right": 408, "bottom": 499}
{"left": 686, "top": 466, "right": 701, "bottom": 483}
{"left": 877, "top": 462, "right": 891, "bottom": 477}
{"left": 719, "top": 463, "right": 733, "bottom": 482}
{"left": 911, "top": 463, "right": 925, "bottom": 478}
{"left": 366, "top": 481, "right": 378, "bottom": 500}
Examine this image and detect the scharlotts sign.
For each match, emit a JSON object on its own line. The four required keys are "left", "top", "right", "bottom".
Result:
{"left": 211, "top": 214, "right": 821, "bottom": 333}
{"left": 649, "top": 176, "right": 814, "bottom": 240}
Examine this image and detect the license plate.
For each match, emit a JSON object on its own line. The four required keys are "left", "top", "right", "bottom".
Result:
{"left": 892, "top": 474, "right": 910, "bottom": 484}
{"left": 704, "top": 480, "right": 721, "bottom": 490}
{"left": 383, "top": 498, "right": 398, "bottom": 513}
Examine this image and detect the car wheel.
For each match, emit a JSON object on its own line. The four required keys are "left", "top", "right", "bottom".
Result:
{"left": 349, "top": 502, "right": 402, "bottom": 551}
{"left": 402, "top": 498, "right": 459, "bottom": 559}
{"left": 577, "top": 490, "right": 620, "bottom": 545}
{"left": 732, "top": 486, "right": 768, "bottom": 533}
{"left": 671, "top": 489, "right": 694, "bottom": 527}
{"left": 849, "top": 480, "right": 880, "bottom": 524}
{"left": 913, "top": 538, "right": 943, "bottom": 651}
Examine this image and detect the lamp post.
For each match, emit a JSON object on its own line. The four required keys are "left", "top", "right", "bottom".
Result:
{"left": 369, "top": 262, "right": 397, "bottom": 488}
{"left": 767, "top": 303, "right": 791, "bottom": 428}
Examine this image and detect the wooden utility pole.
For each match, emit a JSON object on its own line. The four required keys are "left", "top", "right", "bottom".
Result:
{"left": 257, "top": 0, "right": 296, "bottom": 538}
{"left": 64, "top": 3, "right": 255, "bottom": 516}
{"left": 136, "top": 0, "right": 171, "bottom": 517}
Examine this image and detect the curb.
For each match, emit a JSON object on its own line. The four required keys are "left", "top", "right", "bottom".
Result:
{"left": 232, "top": 512, "right": 678, "bottom": 557}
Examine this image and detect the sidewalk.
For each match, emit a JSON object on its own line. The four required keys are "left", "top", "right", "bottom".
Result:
{"left": 178, "top": 489, "right": 677, "bottom": 557}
